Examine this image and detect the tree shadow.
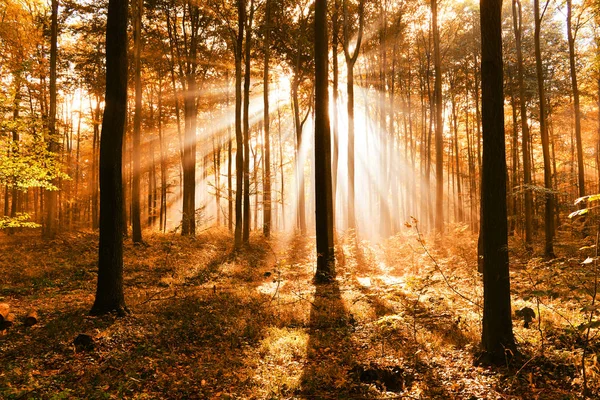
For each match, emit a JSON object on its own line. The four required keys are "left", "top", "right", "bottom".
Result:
{"left": 285, "top": 232, "right": 313, "bottom": 267}
{"left": 298, "top": 280, "right": 359, "bottom": 398}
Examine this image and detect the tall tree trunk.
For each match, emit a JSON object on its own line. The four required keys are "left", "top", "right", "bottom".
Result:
{"left": 509, "top": 71, "right": 519, "bottom": 235}
{"left": 182, "top": 72, "right": 197, "bottom": 236}
{"left": 512, "top": 0, "right": 532, "bottom": 244}
{"left": 331, "top": 0, "right": 340, "bottom": 233}
{"left": 314, "top": 0, "right": 335, "bottom": 282}
{"left": 292, "top": 79, "right": 307, "bottom": 235}
{"left": 158, "top": 76, "right": 167, "bottom": 232}
{"left": 342, "top": 0, "right": 365, "bottom": 233}
{"left": 91, "top": 0, "right": 129, "bottom": 316}
{"left": 534, "top": 0, "right": 555, "bottom": 258}
{"left": 480, "top": 0, "right": 517, "bottom": 363}
{"left": 567, "top": 0, "right": 585, "bottom": 198}
{"left": 242, "top": 0, "right": 254, "bottom": 243}
{"left": 10, "top": 79, "right": 21, "bottom": 227}
{"left": 92, "top": 98, "right": 100, "bottom": 229}
{"left": 132, "top": 0, "right": 143, "bottom": 243}
{"left": 431, "top": 0, "right": 444, "bottom": 236}
{"left": 234, "top": 0, "right": 245, "bottom": 248}
{"left": 44, "top": 0, "right": 59, "bottom": 239}
{"left": 451, "top": 91, "right": 463, "bottom": 222}
{"left": 263, "top": 0, "right": 271, "bottom": 238}
{"left": 278, "top": 103, "right": 285, "bottom": 231}
{"left": 227, "top": 75, "right": 233, "bottom": 232}
{"left": 74, "top": 98, "right": 82, "bottom": 225}
{"left": 180, "top": 4, "right": 200, "bottom": 237}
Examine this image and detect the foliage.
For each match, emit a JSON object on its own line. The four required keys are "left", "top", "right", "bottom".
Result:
{"left": 0, "top": 213, "right": 40, "bottom": 229}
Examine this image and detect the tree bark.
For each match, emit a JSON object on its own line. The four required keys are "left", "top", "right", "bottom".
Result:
{"left": 534, "top": 0, "right": 555, "bottom": 258}
{"left": 567, "top": 0, "right": 585, "bottom": 198}
{"left": 480, "top": 0, "right": 517, "bottom": 362}
{"left": 512, "top": 0, "right": 533, "bottom": 245}
{"left": 132, "top": 0, "right": 143, "bottom": 243}
{"left": 242, "top": 0, "right": 254, "bottom": 243}
{"left": 263, "top": 0, "right": 271, "bottom": 238}
{"left": 90, "top": 0, "right": 129, "bottom": 316}
{"left": 431, "top": 0, "right": 444, "bottom": 236}
{"left": 44, "top": 0, "right": 59, "bottom": 239}
{"left": 314, "top": 0, "right": 335, "bottom": 282}
{"left": 234, "top": 0, "right": 245, "bottom": 248}
{"left": 342, "top": 0, "right": 365, "bottom": 233}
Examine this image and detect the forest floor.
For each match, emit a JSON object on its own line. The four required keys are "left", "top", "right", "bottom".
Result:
{"left": 0, "top": 225, "right": 598, "bottom": 399}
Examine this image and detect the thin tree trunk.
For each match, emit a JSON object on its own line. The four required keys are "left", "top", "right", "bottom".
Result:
{"left": 234, "top": 0, "right": 245, "bottom": 248}
{"left": 567, "top": 0, "right": 585, "bottom": 198}
{"left": 534, "top": 0, "right": 555, "bottom": 257}
{"left": 263, "top": 0, "right": 271, "bottom": 237}
{"left": 292, "top": 80, "right": 307, "bottom": 234}
{"left": 242, "top": 0, "right": 254, "bottom": 243}
{"left": 432, "top": 0, "right": 444, "bottom": 236}
{"left": 342, "top": 0, "right": 365, "bottom": 233}
{"left": 513, "top": 0, "right": 532, "bottom": 244}
{"left": 44, "top": 0, "right": 59, "bottom": 239}
{"left": 132, "top": 0, "right": 143, "bottom": 242}
{"left": 331, "top": 0, "right": 340, "bottom": 234}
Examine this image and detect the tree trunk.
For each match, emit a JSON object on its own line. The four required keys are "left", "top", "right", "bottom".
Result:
{"left": 331, "top": 0, "right": 340, "bottom": 234}
{"left": 342, "top": 0, "right": 365, "bottom": 233}
{"left": 278, "top": 103, "right": 285, "bottom": 231}
{"left": 182, "top": 71, "right": 197, "bottom": 236}
{"left": 242, "top": 1, "right": 254, "bottom": 243}
{"left": 509, "top": 71, "right": 519, "bottom": 235}
{"left": 132, "top": 0, "right": 143, "bottom": 243}
{"left": 227, "top": 75, "right": 233, "bottom": 232}
{"left": 10, "top": 79, "right": 21, "bottom": 230}
{"left": 432, "top": 0, "right": 444, "bottom": 236}
{"left": 292, "top": 80, "right": 307, "bottom": 235}
{"left": 180, "top": 4, "right": 200, "bottom": 237}
{"left": 567, "top": 0, "right": 585, "bottom": 198}
{"left": 92, "top": 98, "right": 100, "bottom": 229}
{"left": 513, "top": 0, "right": 532, "bottom": 245}
{"left": 314, "top": 0, "right": 335, "bottom": 282}
{"left": 234, "top": 0, "right": 245, "bottom": 248}
{"left": 262, "top": 0, "right": 272, "bottom": 238}
{"left": 158, "top": 76, "right": 167, "bottom": 233}
{"left": 44, "top": 0, "right": 59, "bottom": 239}
{"left": 480, "top": 0, "right": 517, "bottom": 363}
{"left": 534, "top": 0, "right": 555, "bottom": 258}
{"left": 90, "top": 0, "right": 129, "bottom": 316}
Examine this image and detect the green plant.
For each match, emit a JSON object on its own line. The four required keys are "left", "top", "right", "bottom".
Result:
{"left": 568, "top": 194, "right": 600, "bottom": 395}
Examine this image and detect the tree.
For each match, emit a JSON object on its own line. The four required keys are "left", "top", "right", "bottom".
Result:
{"left": 132, "top": 0, "right": 143, "bottom": 243}
{"left": 262, "top": 0, "right": 272, "bottom": 238}
{"left": 512, "top": 0, "right": 533, "bottom": 246}
{"left": 314, "top": 0, "right": 334, "bottom": 282}
{"left": 44, "top": 0, "right": 59, "bottom": 239}
{"left": 234, "top": 0, "right": 245, "bottom": 248}
{"left": 242, "top": 0, "right": 255, "bottom": 243}
{"left": 566, "top": 0, "right": 585, "bottom": 199}
{"left": 431, "top": 0, "right": 443, "bottom": 236}
{"left": 534, "top": 0, "right": 555, "bottom": 258}
{"left": 479, "top": 0, "right": 517, "bottom": 362}
{"left": 342, "top": 0, "right": 365, "bottom": 232}
{"left": 90, "top": 0, "right": 129, "bottom": 316}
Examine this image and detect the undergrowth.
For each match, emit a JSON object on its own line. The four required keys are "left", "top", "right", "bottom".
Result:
{"left": 0, "top": 225, "right": 597, "bottom": 399}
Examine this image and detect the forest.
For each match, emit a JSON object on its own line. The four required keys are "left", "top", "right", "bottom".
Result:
{"left": 1, "top": 0, "right": 600, "bottom": 398}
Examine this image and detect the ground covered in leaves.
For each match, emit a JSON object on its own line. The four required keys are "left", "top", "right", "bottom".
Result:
{"left": 0, "top": 226, "right": 598, "bottom": 399}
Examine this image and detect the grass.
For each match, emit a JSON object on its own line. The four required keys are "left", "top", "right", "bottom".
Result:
{"left": 0, "top": 226, "right": 597, "bottom": 399}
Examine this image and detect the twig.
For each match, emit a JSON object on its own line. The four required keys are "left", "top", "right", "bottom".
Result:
{"left": 412, "top": 221, "right": 482, "bottom": 309}
{"left": 140, "top": 287, "right": 173, "bottom": 305}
